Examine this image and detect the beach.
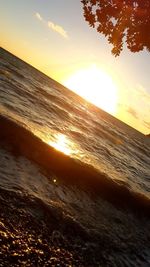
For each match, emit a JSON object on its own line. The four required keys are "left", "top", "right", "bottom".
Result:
{"left": 0, "top": 47, "right": 150, "bottom": 266}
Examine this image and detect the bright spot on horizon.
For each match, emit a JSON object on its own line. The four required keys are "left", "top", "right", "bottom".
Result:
{"left": 64, "top": 65, "right": 118, "bottom": 115}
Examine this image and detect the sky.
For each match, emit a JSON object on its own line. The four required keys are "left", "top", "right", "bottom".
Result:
{"left": 0, "top": 0, "right": 150, "bottom": 134}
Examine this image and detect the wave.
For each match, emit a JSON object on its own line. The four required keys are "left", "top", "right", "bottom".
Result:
{"left": 0, "top": 114, "right": 149, "bottom": 216}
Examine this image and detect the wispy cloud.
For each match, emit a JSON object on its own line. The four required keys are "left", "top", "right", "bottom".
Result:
{"left": 35, "top": 12, "right": 43, "bottom": 21}
{"left": 144, "top": 121, "right": 150, "bottom": 129}
{"left": 136, "top": 84, "right": 150, "bottom": 101}
{"left": 35, "top": 12, "right": 68, "bottom": 39}
{"left": 48, "top": 21, "right": 68, "bottom": 39}
{"left": 127, "top": 107, "right": 138, "bottom": 119}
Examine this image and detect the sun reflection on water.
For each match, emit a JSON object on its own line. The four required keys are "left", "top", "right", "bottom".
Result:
{"left": 48, "top": 133, "right": 78, "bottom": 156}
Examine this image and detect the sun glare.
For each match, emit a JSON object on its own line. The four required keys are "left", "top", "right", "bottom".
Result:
{"left": 48, "top": 133, "right": 80, "bottom": 156}
{"left": 48, "top": 134, "right": 71, "bottom": 155}
{"left": 64, "top": 65, "right": 118, "bottom": 114}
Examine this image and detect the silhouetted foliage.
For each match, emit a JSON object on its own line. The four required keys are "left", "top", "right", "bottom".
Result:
{"left": 81, "top": 0, "right": 150, "bottom": 56}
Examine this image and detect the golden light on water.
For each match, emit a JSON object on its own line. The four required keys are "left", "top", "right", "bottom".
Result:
{"left": 64, "top": 65, "right": 118, "bottom": 115}
{"left": 48, "top": 133, "right": 77, "bottom": 156}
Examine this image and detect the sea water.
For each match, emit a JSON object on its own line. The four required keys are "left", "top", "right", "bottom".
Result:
{"left": 0, "top": 47, "right": 150, "bottom": 266}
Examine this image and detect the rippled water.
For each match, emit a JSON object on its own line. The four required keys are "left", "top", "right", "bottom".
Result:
{"left": 0, "top": 48, "right": 150, "bottom": 200}
{"left": 0, "top": 47, "right": 150, "bottom": 266}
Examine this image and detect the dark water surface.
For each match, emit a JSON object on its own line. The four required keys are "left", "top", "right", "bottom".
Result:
{"left": 0, "top": 47, "right": 150, "bottom": 266}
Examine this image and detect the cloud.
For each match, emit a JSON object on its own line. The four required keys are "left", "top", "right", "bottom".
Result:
{"left": 144, "top": 121, "right": 150, "bottom": 129}
{"left": 123, "top": 84, "right": 150, "bottom": 105}
{"left": 34, "top": 12, "right": 68, "bottom": 39}
{"left": 48, "top": 21, "right": 68, "bottom": 39}
{"left": 117, "top": 83, "right": 150, "bottom": 133}
{"left": 127, "top": 107, "right": 138, "bottom": 119}
{"left": 35, "top": 12, "right": 43, "bottom": 21}
{"left": 136, "top": 84, "right": 150, "bottom": 101}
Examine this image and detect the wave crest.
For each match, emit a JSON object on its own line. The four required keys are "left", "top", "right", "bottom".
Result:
{"left": 0, "top": 114, "right": 149, "bottom": 216}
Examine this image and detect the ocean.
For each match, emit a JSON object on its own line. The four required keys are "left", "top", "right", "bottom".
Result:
{"left": 0, "top": 47, "right": 150, "bottom": 266}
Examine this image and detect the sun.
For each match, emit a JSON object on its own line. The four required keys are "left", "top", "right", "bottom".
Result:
{"left": 64, "top": 65, "right": 118, "bottom": 114}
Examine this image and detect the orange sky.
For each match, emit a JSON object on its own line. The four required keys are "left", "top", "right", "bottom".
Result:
{"left": 1, "top": 0, "right": 150, "bottom": 134}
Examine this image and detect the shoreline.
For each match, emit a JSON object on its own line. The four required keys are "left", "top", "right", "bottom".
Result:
{"left": 0, "top": 114, "right": 150, "bottom": 217}
{"left": 0, "top": 144, "right": 150, "bottom": 266}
